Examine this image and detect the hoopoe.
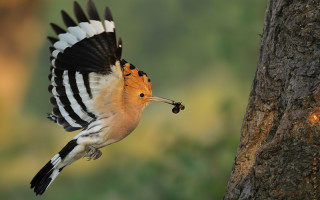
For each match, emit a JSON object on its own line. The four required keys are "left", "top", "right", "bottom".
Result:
{"left": 30, "top": 0, "right": 184, "bottom": 195}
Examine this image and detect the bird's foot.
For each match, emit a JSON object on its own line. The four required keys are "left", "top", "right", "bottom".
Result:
{"left": 85, "top": 146, "right": 102, "bottom": 161}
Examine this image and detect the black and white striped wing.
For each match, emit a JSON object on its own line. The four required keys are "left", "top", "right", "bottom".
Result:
{"left": 48, "top": 0, "right": 122, "bottom": 132}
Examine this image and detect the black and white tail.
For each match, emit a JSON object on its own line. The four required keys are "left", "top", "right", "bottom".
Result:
{"left": 30, "top": 139, "right": 80, "bottom": 195}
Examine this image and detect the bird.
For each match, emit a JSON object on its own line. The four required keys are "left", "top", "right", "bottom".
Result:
{"left": 30, "top": 0, "right": 184, "bottom": 195}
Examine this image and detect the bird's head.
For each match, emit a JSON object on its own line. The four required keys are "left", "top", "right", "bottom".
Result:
{"left": 122, "top": 61, "right": 184, "bottom": 114}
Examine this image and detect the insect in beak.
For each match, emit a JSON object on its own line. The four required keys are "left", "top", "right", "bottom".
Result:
{"left": 149, "top": 96, "right": 185, "bottom": 114}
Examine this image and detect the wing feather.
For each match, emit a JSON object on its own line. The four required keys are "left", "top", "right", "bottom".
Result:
{"left": 48, "top": 0, "right": 122, "bottom": 131}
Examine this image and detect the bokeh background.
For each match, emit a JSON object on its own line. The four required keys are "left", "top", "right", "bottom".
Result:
{"left": 0, "top": 0, "right": 267, "bottom": 199}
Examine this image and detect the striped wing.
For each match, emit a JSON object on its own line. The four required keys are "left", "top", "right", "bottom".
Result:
{"left": 48, "top": 0, "right": 122, "bottom": 131}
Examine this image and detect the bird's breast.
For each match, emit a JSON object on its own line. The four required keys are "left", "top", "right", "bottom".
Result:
{"left": 99, "top": 110, "right": 141, "bottom": 146}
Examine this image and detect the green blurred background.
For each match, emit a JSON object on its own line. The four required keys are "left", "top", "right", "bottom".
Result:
{"left": 0, "top": 0, "right": 267, "bottom": 199}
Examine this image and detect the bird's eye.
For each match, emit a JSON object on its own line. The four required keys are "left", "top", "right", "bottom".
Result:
{"left": 140, "top": 93, "right": 145, "bottom": 97}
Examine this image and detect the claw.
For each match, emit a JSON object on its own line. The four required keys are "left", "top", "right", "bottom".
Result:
{"left": 85, "top": 146, "right": 102, "bottom": 161}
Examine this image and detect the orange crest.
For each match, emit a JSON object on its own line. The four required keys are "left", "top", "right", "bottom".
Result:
{"left": 122, "top": 62, "right": 152, "bottom": 99}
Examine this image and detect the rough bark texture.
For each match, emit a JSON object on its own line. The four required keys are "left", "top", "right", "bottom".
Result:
{"left": 224, "top": 0, "right": 320, "bottom": 199}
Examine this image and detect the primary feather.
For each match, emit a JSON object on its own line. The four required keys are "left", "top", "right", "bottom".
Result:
{"left": 47, "top": 0, "right": 121, "bottom": 132}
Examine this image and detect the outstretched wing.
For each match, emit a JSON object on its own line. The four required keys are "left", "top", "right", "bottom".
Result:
{"left": 48, "top": 0, "right": 122, "bottom": 132}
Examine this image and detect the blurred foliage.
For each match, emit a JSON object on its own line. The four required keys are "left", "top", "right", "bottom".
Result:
{"left": 0, "top": 0, "right": 267, "bottom": 199}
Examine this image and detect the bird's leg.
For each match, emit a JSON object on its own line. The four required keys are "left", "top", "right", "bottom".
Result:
{"left": 84, "top": 146, "right": 102, "bottom": 161}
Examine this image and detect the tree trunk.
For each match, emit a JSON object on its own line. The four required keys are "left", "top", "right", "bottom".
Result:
{"left": 224, "top": 0, "right": 320, "bottom": 199}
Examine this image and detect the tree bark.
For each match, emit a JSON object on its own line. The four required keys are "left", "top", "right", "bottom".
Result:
{"left": 224, "top": 0, "right": 320, "bottom": 199}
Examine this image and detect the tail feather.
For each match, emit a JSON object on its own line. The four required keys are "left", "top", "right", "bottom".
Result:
{"left": 30, "top": 157, "right": 63, "bottom": 195}
{"left": 30, "top": 139, "right": 78, "bottom": 195}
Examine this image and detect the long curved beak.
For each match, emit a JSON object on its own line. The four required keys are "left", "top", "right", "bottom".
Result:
{"left": 149, "top": 96, "right": 185, "bottom": 114}
{"left": 149, "top": 96, "right": 176, "bottom": 105}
